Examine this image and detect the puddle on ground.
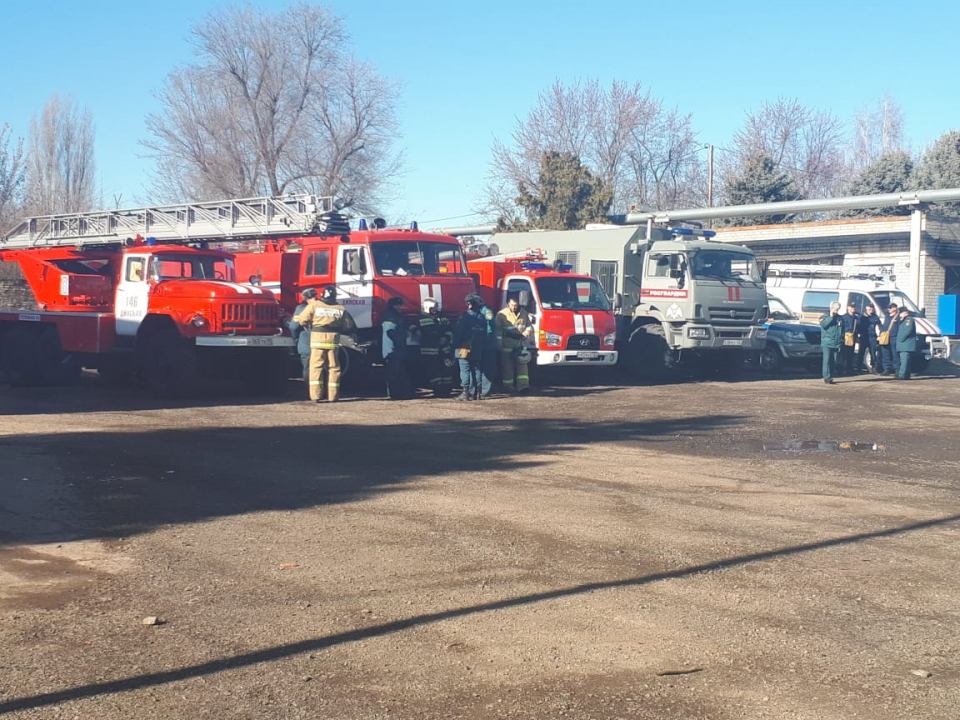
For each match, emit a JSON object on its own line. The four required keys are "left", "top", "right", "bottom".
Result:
{"left": 752, "top": 440, "right": 886, "bottom": 453}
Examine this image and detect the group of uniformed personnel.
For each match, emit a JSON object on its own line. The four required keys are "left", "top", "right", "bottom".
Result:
{"left": 291, "top": 287, "right": 536, "bottom": 403}
{"left": 819, "top": 301, "right": 920, "bottom": 384}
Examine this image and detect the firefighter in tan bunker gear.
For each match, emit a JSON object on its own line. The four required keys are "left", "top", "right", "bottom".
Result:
{"left": 495, "top": 296, "right": 534, "bottom": 392}
{"left": 294, "top": 285, "right": 358, "bottom": 402}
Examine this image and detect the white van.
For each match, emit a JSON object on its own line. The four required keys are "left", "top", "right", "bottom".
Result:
{"left": 766, "top": 266, "right": 947, "bottom": 369}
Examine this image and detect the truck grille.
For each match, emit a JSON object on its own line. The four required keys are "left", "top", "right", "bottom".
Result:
{"left": 566, "top": 334, "right": 600, "bottom": 350}
{"left": 708, "top": 307, "right": 757, "bottom": 323}
{"left": 221, "top": 302, "right": 278, "bottom": 329}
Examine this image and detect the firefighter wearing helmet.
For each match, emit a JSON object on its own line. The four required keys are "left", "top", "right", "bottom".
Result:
{"left": 414, "top": 296, "right": 456, "bottom": 397}
{"left": 495, "top": 294, "right": 534, "bottom": 393}
{"left": 294, "top": 284, "right": 358, "bottom": 402}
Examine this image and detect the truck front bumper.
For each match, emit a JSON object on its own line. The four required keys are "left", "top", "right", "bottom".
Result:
{"left": 667, "top": 325, "right": 767, "bottom": 351}
{"left": 536, "top": 350, "right": 619, "bottom": 366}
{"left": 196, "top": 335, "right": 295, "bottom": 348}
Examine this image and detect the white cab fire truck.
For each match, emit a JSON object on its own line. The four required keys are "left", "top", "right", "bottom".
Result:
{"left": 467, "top": 250, "right": 618, "bottom": 371}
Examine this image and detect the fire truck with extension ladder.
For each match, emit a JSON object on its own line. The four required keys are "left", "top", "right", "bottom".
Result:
{"left": 226, "top": 214, "right": 476, "bottom": 381}
{"left": 0, "top": 195, "right": 351, "bottom": 395}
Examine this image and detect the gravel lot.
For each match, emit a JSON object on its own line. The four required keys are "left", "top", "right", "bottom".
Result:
{"left": 2, "top": 364, "right": 959, "bottom": 719}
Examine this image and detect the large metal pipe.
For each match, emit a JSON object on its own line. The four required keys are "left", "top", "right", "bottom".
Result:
{"left": 621, "top": 188, "right": 960, "bottom": 224}
{"left": 434, "top": 225, "right": 497, "bottom": 237}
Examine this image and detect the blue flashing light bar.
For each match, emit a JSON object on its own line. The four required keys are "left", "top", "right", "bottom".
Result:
{"left": 410, "top": 221, "right": 418, "bottom": 230}
{"left": 669, "top": 227, "right": 717, "bottom": 238}
{"left": 520, "top": 261, "right": 574, "bottom": 273}
{"left": 358, "top": 218, "right": 369, "bottom": 231}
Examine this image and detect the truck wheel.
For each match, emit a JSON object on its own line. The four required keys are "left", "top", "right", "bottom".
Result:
{"left": 911, "top": 355, "right": 929, "bottom": 374}
{"left": 758, "top": 344, "right": 781, "bottom": 373}
{"left": 627, "top": 324, "right": 673, "bottom": 378}
{"left": 139, "top": 328, "right": 199, "bottom": 398}
{"left": 34, "top": 326, "right": 81, "bottom": 385}
{"left": 0, "top": 324, "right": 78, "bottom": 386}
{"left": 0, "top": 325, "right": 34, "bottom": 385}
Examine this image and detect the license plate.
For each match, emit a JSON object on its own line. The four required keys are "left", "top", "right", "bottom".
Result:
{"left": 248, "top": 337, "right": 272, "bottom": 346}
{"left": 722, "top": 339, "right": 742, "bottom": 346}
{"left": 576, "top": 351, "right": 599, "bottom": 359}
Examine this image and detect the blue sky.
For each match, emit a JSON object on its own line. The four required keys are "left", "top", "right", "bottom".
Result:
{"left": 2, "top": 0, "right": 959, "bottom": 229}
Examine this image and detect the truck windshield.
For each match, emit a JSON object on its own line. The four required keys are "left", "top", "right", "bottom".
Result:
{"left": 535, "top": 276, "right": 612, "bottom": 311}
{"left": 150, "top": 253, "right": 236, "bottom": 282}
{"left": 688, "top": 251, "right": 760, "bottom": 282}
{"left": 371, "top": 241, "right": 468, "bottom": 277}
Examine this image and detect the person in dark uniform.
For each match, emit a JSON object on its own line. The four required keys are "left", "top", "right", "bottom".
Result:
{"left": 839, "top": 301, "right": 860, "bottom": 375}
{"left": 417, "top": 297, "right": 456, "bottom": 397}
{"left": 895, "top": 307, "right": 918, "bottom": 380}
{"left": 294, "top": 285, "right": 357, "bottom": 403}
{"left": 381, "top": 297, "right": 413, "bottom": 400}
{"left": 878, "top": 303, "right": 900, "bottom": 375}
{"left": 452, "top": 296, "right": 487, "bottom": 401}
{"left": 471, "top": 293, "right": 498, "bottom": 399}
{"left": 290, "top": 288, "right": 317, "bottom": 381}
{"left": 857, "top": 303, "right": 881, "bottom": 374}
{"left": 819, "top": 301, "right": 843, "bottom": 384}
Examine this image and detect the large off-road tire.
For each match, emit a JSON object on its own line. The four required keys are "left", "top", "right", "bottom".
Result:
{"left": 911, "top": 354, "right": 930, "bottom": 374}
{"left": 626, "top": 324, "right": 674, "bottom": 379}
{"left": 758, "top": 343, "right": 782, "bottom": 373}
{"left": 0, "top": 324, "right": 79, "bottom": 386}
{"left": 0, "top": 324, "right": 34, "bottom": 385}
{"left": 137, "top": 328, "right": 200, "bottom": 398}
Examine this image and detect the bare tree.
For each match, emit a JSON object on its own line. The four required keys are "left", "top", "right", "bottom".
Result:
{"left": 23, "top": 95, "right": 97, "bottom": 215}
{"left": 0, "top": 123, "right": 26, "bottom": 230}
{"left": 850, "top": 94, "right": 906, "bottom": 172}
{"left": 484, "top": 79, "right": 704, "bottom": 222}
{"left": 144, "top": 2, "right": 401, "bottom": 213}
{"left": 721, "top": 98, "right": 847, "bottom": 203}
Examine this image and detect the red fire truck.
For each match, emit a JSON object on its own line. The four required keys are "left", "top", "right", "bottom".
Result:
{"left": 230, "top": 218, "right": 476, "bottom": 375}
{"left": 0, "top": 196, "right": 333, "bottom": 395}
{"left": 467, "top": 251, "right": 618, "bottom": 370}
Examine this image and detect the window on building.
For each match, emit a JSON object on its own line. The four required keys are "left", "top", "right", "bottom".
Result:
{"left": 590, "top": 260, "right": 618, "bottom": 299}
{"left": 556, "top": 251, "right": 579, "bottom": 273}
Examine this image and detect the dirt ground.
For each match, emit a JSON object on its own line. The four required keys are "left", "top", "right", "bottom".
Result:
{"left": 1, "top": 363, "right": 959, "bottom": 720}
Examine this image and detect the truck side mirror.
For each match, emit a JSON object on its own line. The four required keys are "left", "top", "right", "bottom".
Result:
{"left": 613, "top": 293, "right": 623, "bottom": 311}
{"left": 669, "top": 269, "right": 682, "bottom": 279}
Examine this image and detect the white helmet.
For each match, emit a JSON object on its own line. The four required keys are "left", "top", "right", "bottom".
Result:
{"left": 422, "top": 297, "right": 439, "bottom": 314}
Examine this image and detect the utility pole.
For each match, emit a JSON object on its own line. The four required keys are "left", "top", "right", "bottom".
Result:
{"left": 707, "top": 144, "right": 714, "bottom": 229}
